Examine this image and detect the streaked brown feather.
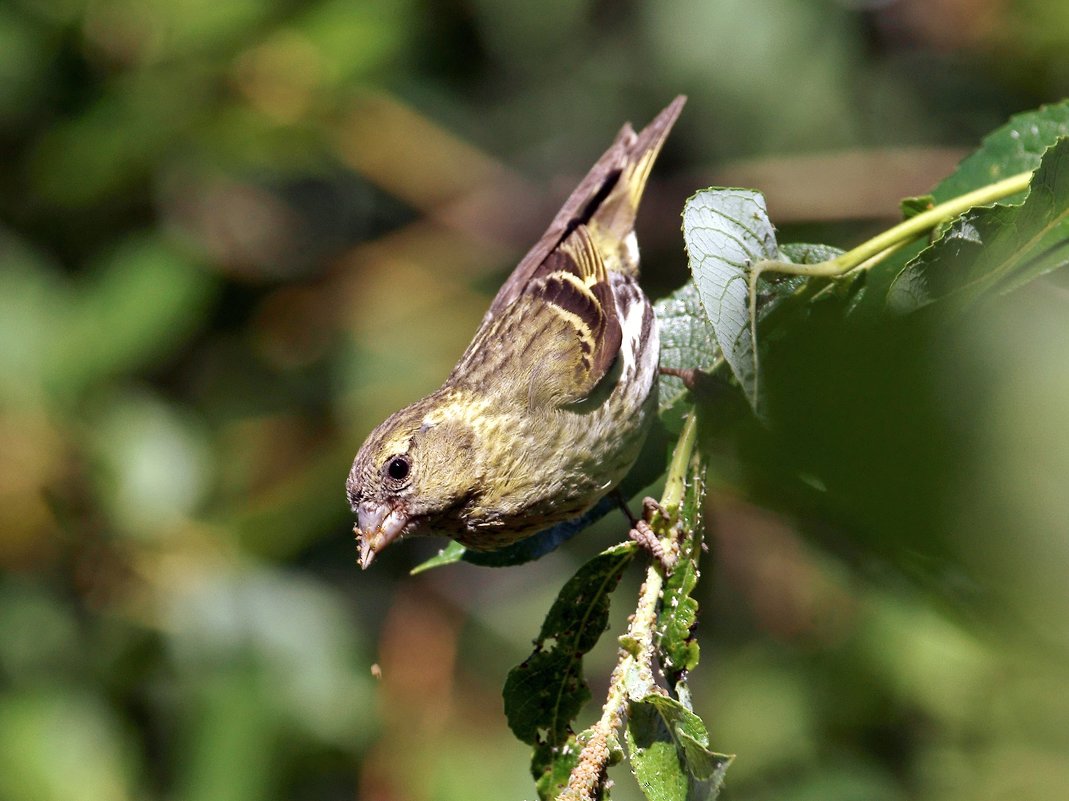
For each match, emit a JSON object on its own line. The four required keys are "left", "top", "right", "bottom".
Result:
{"left": 451, "top": 224, "right": 623, "bottom": 408}
{"left": 347, "top": 98, "right": 685, "bottom": 565}
{"left": 451, "top": 97, "right": 684, "bottom": 404}
{"left": 538, "top": 225, "right": 622, "bottom": 382}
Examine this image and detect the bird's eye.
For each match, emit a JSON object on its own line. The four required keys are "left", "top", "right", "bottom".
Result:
{"left": 386, "top": 456, "right": 410, "bottom": 481}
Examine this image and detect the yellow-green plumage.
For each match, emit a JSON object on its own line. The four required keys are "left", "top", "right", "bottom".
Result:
{"left": 347, "top": 97, "right": 685, "bottom": 568}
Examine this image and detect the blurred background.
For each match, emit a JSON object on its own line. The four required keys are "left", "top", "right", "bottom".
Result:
{"left": 2, "top": 1, "right": 1069, "bottom": 799}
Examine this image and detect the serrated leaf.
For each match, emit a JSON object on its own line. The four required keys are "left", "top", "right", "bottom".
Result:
{"left": 626, "top": 694, "right": 732, "bottom": 801}
{"left": 505, "top": 649, "right": 585, "bottom": 745}
{"left": 931, "top": 100, "right": 1069, "bottom": 204}
{"left": 654, "top": 281, "right": 722, "bottom": 427}
{"left": 683, "top": 189, "right": 780, "bottom": 408}
{"left": 889, "top": 137, "right": 1069, "bottom": 312}
{"left": 856, "top": 101, "right": 1069, "bottom": 312}
{"left": 504, "top": 544, "right": 634, "bottom": 785}
{"left": 659, "top": 557, "right": 699, "bottom": 677}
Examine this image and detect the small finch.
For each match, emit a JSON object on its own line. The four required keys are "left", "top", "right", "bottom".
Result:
{"left": 347, "top": 96, "right": 685, "bottom": 568}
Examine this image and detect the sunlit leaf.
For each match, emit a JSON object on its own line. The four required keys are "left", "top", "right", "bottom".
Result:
{"left": 889, "top": 137, "right": 1069, "bottom": 311}
{"left": 856, "top": 100, "right": 1069, "bottom": 310}
{"left": 626, "top": 693, "right": 732, "bottom": 801}
{"left": 930, "top": 100, "right": 1069, "bottom": 204}
{"left": 682, "top": 188, "right": 779, "bottom": 408}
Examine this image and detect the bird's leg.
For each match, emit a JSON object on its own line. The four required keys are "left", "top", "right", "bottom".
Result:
{"left": 612, "top": 489, "right": 640, "bottom": 527}
{"left": 627, "top": 496, "right": 680, "bottom": 573}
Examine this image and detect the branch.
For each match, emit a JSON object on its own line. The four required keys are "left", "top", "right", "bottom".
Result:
{"left": 557, "top": 412, "right": 701, "bottom": 801}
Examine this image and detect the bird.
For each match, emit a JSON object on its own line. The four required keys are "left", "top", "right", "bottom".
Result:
{"left": 347, "top": 96, "right": 686, "bottom": 569}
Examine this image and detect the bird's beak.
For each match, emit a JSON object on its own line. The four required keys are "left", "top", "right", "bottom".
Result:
{"left": 355, "top": 501, "right": 410, "bottom": 569}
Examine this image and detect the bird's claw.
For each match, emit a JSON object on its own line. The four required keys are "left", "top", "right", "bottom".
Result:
{"left": 628, "top": 497, "right": 680, "bottom": 573}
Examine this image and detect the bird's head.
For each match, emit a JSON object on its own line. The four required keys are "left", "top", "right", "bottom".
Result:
{"left": 346, "top": 397, "right": 479, "bottom": 568}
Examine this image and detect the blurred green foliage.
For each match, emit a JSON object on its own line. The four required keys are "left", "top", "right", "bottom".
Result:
{"left": 2, "top": 1, "right": 1069, "bottom": 800}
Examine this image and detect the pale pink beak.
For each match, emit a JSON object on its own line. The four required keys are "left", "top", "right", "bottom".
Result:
{"left": 355, "top": 502, "right": 410, "bottom": 569}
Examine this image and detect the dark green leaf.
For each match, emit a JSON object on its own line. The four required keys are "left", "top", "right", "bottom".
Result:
{"left": 533, "top": 543, "right": 634, "bottom": 651}
{"left": 505, "top": 650, "right": 586, "bottom": 745}
{"left": 626, "top": 694, "right": 732, "bottom": 801}
{"left": 889, "top": 137, "right": 1069, "bottom": 312}
{"left": 504, "top": 544, "right": 634, "bottom": 783}
{"left": 683, "top": 188, "right": 780, "bottom": 409}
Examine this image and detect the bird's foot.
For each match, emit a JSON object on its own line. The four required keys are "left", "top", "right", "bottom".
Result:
{"left": 628, "top": 496, "right": 679, "bottom": 573}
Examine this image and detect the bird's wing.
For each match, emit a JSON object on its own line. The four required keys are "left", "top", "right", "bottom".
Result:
{"left": 481, "top": 96, "right": 685, "bottom": 321}
{"left": 450, "top": 225, "right": 623, "bottom": 408}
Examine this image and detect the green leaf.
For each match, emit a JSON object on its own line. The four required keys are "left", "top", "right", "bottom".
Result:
{"left": 505, "top": 649, "right": 586, "bottom": 746}
{"left": 856, "top": 101, "right": 1069, "bottom": 309}
{"left": 778, "top": 242, "right": 845, "bottom": 265}
{"left": 626, "top": 694, "right": 732, "bottom": 801}
{"left": 682, "top": 188, "right": 780, "bottom": 409}
{"left": 930, "top": 100, "right": 1069, "bottom": 204}
{"left": 889, "top": 137, "right": 1069, "bottom": 312}
{"left": 532, "top": 736, "right": 580, "bottom": 801}
{"left": 504, "top": 544, "right": 634, "bottom": 788}
{"left": 654, "top": 280, "right": 722, "bottom": 427}
{"left": 409, "top": 541, "right": 466, "bottom": 574}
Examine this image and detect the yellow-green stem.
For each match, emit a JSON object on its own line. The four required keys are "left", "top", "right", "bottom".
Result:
{"left": 662, "top": 412, "right": 698, "bottom": 517}
{"left": 744, "top": 169, "right": 1034, "bottom": 404}
{"left": 756, "top": 170, "right": 1033, "bottom": 279}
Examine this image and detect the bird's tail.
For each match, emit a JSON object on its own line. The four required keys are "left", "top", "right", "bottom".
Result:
{"left": 484, "top": 96, "right": 686, "bottom": 317}
{"left": 591, "top": 95, "right": 686, "bottom": 251}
